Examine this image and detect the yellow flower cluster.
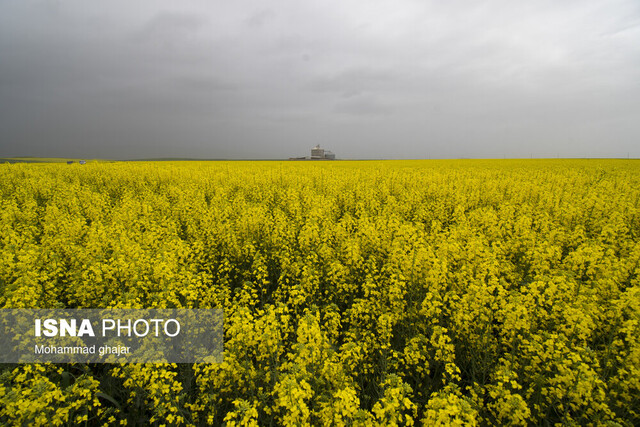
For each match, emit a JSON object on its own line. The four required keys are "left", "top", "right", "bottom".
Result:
{"left": 1, "top": 159, "right": 639, "bottom": 425}
{"left": 0, "top": 364, "right": 118, "bottom": 425}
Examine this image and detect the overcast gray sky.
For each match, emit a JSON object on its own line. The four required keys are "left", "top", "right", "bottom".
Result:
{"left": 1, "top": 0, "right": 639, "bottom": 159}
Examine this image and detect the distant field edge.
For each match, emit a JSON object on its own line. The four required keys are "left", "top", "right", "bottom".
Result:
{"left": 1, "top": 157, "right": 637, "bottom": 164}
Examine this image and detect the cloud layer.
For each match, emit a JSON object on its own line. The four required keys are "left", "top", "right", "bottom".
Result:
{"left": 1, "top": 0, "right": 639, "bottom": 159}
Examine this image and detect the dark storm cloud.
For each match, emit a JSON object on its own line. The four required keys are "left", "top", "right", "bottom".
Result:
{"left": 0, "top": 0, "right": 639, "bottom": 159}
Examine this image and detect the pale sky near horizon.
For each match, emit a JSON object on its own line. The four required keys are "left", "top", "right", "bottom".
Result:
{"left": 1, "top": 0, "right": 639, "bottom": 159}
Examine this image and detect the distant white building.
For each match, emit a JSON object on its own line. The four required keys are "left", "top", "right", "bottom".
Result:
{"left": 310, "top": 145, "right": 335, "bottom": 160}
{"left": 311, "top": 144, "right": 324, "bottom": 159}
{"left": 289, "top": 145, "right": 337, "bottom": 160}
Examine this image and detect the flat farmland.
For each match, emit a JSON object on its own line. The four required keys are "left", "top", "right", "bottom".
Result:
{"left": 1, "top": 159, "right": 639, "bottom": 425}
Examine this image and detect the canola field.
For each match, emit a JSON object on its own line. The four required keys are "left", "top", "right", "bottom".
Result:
{"left": 0, "top": 159, "right": 639, "bottom": 426}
